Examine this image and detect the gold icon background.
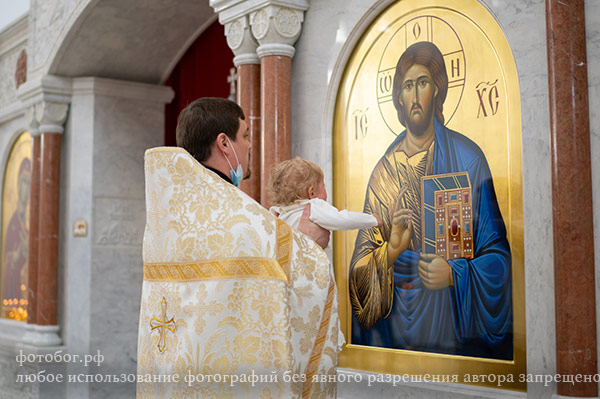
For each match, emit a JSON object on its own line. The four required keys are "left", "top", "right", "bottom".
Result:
{"left": 333, "top": 0, "right": 525, "bottom": 390}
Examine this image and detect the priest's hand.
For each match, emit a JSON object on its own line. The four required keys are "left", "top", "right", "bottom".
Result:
{"left": 387, "top": 185, "right": 412, "bottom": 266}
{"left": 298, "top": 204, "right": 330, "bottom": 249}
{"left": 418, "top": 253, "right": 453, "bottom": 290}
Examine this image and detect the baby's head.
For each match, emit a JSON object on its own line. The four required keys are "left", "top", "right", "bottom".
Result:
{"left": 268, "top": 157, "right": 326, "bottom": 206}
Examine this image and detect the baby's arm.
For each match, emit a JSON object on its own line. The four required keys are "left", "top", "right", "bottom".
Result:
{"left": 309, "top": 198, "right": 378, "bottom": 231}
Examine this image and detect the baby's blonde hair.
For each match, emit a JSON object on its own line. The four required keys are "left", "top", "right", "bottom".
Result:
{"left": 268, "top": 157, "right": 324, "bottom": 206}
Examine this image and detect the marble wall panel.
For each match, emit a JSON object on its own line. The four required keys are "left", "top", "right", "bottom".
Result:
{"left": 89, "top": 246, "right": 142, "bottom": 398}
{"left": 59, "top": 78, "right": 170, "bottom": 399}
{"left": 28, "top": 0, "right": 84, "bottom": 75}
{"left": 60, "top": 87, "right": 94, "bottom": 399}
{"left": 87, "top": 87, "right": 165, "bottom": 399}
{"left": 91, "top": 95, "right": 164, "bottom": 199}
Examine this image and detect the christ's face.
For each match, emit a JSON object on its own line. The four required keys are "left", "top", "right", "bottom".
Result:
{"left": 398, "top": 63, "right": 438, "bottom": 137}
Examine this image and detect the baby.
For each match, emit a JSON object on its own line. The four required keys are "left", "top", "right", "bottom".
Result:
{"left": 267, "top": 157, "right": 382, "bottom": 231}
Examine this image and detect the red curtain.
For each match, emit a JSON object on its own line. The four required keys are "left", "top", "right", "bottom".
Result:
{"left": 164, "top": 20, "right": 234, "bottom": 146}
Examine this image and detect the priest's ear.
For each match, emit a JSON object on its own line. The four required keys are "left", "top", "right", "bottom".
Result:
{"left": 307, "top": 185, "right": 316, "bottom": 199}
{"left": 215, "top": 132, "right": 231, "bottom": 155}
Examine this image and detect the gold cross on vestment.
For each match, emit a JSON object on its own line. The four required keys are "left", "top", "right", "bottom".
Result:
{"left": 150, "top": 296, "right": 176, "bottom": 353}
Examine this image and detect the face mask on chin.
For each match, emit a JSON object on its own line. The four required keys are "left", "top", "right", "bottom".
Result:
{"left": 222, "top": 137, "right": 243, "bottom": 187}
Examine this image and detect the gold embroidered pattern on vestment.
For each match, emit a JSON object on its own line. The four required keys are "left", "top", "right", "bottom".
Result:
{"left": 276, "top": 219, "right": 292, "bottom": 279}
{"left": 144, "top": 257, "right": 288, "bottom": 283}
{"left": 149, "top": 296, "right": 176, "bottom": 353}
{"left": 302, "top": 278, "right": 336, "bottom": 398}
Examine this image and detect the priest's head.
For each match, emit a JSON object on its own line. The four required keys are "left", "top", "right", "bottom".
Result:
{"left": 392, "top": 42, "right": 448, "bottom": 137}
{"left": 176, "top": 97, "right": 251, "bottom": 183}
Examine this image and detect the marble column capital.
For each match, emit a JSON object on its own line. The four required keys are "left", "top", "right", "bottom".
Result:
{"left": 212, "top": 1, "right": 307, "bottom": 60}
{"left": 17, "top": 74, "right": 71, "bottom": 134}
{"left": 34, "top": 101, "right": 69, "bottom": 134}
{"left": 250, "top": 5, "right": 305, "bottom": 57}
{"left": 225, "top": 15, "right": 260, "bottom": 66}
{"left": 25, "top": 105, "right": 40, "bottom": 137}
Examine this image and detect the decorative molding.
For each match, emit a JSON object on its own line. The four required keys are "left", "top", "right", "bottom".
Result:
{"left": 71, "top": 76, "right": 175, "bottom": 104}
{"left": 226, "top": 18, "right": 244, "bottom": 49}
{"left": 21, "top": 324, "right": 62, "bottom": 347}
{"left": 210, "top": 0, "right": 308, "bottom": 25}
{"left": 93, "top": 198, "right": 145, "bottom": 248}
{"left": 17, "top": 74, "right": 72, "bottom": 107}
{"left": 233, "top": 53, "right": 260, "bottom": 66}
{"left": 256, "top": 42, "right": 295, "bottom": 58}
{"left": 274, "top": 7, "right": 301, "bottom": 38}
{"left": 251, "top": 9, "right": 269, "bottom": 40}
{"left": 0, "top": 12, "right": 28, "bottom": 55}
{"left": 0, "top": 102, "right": 26, "bottom": 125}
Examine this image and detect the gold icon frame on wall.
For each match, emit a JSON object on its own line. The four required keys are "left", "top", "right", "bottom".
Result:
{"left": 333, "top": 0, "right": 525, "bottom": 391}
{"left": 1, "top": 131, "right": 32, "bottom": 321}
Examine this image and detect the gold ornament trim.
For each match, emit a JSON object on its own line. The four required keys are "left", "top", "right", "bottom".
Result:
{"left": 275, "top": 219, "right": 292, "bottom": 279}
{"left": 303, "top": 278, "right": 337, "bottom": 398}
{"left": 144, "top": 257, "right": 288, "bottom": 283}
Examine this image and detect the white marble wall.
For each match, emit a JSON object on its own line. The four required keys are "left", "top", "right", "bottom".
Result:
{"left": 28, "top": 0, "right": 87, "bottom": 77}
{"left": 61, "top": 77, "right": 173, "bottom": 398}
{"left": 292, "top": 0, "right": 556, "bottom": 397}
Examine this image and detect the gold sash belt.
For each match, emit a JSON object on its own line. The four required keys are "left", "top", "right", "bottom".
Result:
{"left": 144, "top": 257, "right": 288, "bottom": 283}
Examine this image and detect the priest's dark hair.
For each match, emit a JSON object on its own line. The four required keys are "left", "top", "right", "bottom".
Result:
{"left": 392, "top": 41, "right": 448, "bottom": 126}
{"left": 176, "top": 97, "right": 245, "bottom": 162}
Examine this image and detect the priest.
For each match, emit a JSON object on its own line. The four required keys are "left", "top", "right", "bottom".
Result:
{"left": 137, "top": 98, "right": 340, "bottom": 398}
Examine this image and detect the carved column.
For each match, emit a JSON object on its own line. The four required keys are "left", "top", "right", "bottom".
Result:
{"left": 25, "top": 107, "right": 40, "bottom": 326}
{"left": 546, "top": 0, "right": 597, "bottom": 396}
{"left": 224, "top": 15, "right": 262, "bottom": 201}
{"left": 250, "top": 3, "right": 306, "bottom": 207}
{"left": 36, "top": 102, "right": 68, "bottom": 331}
{"left": 17, "top": 76, "right": 71, "bottom": 348}
{"left": 21, "top": 101, "right": 68, "bottom": 346}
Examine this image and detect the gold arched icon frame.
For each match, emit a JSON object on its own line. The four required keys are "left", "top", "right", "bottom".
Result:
{"left": 333, "top": 0, "right": 525, "bottom": 391}
{"left": 1, "top": 131, "right": 32, "bottom": 321}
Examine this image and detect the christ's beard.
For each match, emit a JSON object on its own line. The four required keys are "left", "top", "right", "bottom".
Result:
{"left": 404, "top": 102, "right": 434, "bottom": 137}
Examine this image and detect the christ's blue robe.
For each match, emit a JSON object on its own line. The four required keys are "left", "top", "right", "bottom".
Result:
{"left": 350, "top": 119, "right": 512, "bottom": 359}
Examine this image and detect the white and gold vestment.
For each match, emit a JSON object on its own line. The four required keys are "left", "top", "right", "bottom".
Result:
{"left": 137, "top": 147, "right": 340, "bottom": 398}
